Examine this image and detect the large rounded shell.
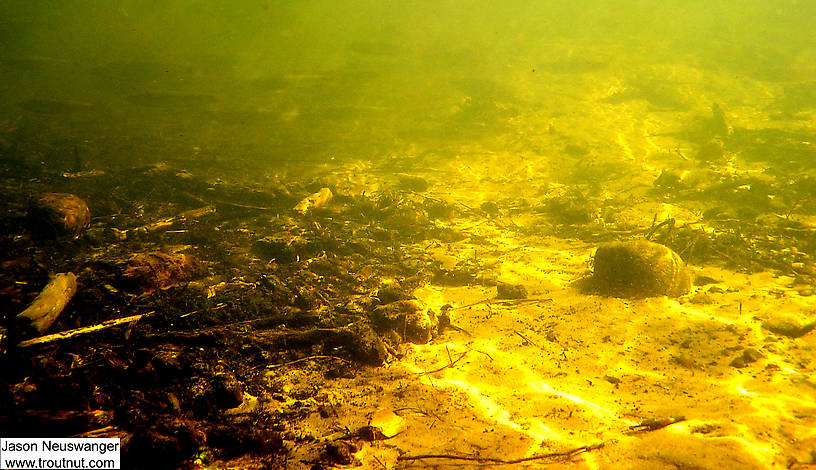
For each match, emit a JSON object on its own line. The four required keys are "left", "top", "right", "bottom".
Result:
{"left": 27, "top": 193, "right": 91, "bottom": 239}
{"left": 589, "top": 240, "right": 691, "bottom": 298}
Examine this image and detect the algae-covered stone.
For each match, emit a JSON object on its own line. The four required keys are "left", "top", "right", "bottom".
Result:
{"left": 586, "top": 240, "right": 691, "bottom": 298}
{"left": 763, "top": 316, "right": 816, "bottom": 338}
{"left": 729, "top": 348, "right": 764, "bottom": 368}
{"left": 496, "top": 282, "right": 527, "bottom": 300}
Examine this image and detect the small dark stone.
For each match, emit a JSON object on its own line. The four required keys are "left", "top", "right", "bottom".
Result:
{"left": 253, "top": 235, "right": 317, "bottom": 263}
{"left": 124, "top": 418, "right": 206, "bottom": 469}
{"left": 729, "top": 348, "right": 764, "bottom": 368}
{"left": 496, "top": 282, "right": 527, "bottom": 300}
{"left": 322, "top": 441, "right": 358, "bottom": 466}
{"left": 206, "top": 425, "right": 281, "bottom": 459}
{"left": 376, "top": 282, "right": 411, "bottom": 304}
{"left": 327, "top": 322, "right": 388, "bottom": 366}
{"left": 603, "top": 375, "right": 621, "bottom": 386}
{"left": 654, "top": 169, "right": 686, "bottom": 190}
{"left": 672, "top": 354, "right": 696, "bottom": 369}
{"left": 213, "top": 372, "right": 243, "bottom": 410}
{"left": 694, "top": 275, "right": 721, "bottom": 286}
{"left": 544, "top": 192, "right": 596, "bottom": 224}
{"left": 763, "top": 318, "right": 816, "bottom": 338}
{"left": 371, "top": 300, "right": 438, "bottom": 344}
{"left": 424, "top": 199, "right": 455, "bottom": 219}
{"left": 480, "top": 201, "right": 500, "bottom": 215}
{"left": 397, "top": 175, "right": 429, "bottom": 192}
{"left": 695, "top": 139, "right": 725, "bottom": 162}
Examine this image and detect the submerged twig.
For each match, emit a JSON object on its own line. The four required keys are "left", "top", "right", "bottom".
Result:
{"left": 468, "top": 346, "right": 494, "bottom": 361}
{"left": 451, "top": 297, "right": 552, "bottom": 310}
{"left": 398, "top": 441, "right": 608, "bottom": 464}
{"left": 626, "top": 416, "right": 686, "bottom": 434}
{"left": 122, "top": 205, "right": 216, "bottom": 238}
{"left": 260, "top": 355, "right": 352, "bottom": 371}
{"left": 17, "top": 312, "right": 154, "bottom": 348}
{"left": 514, "top": 330, "right": 539, "bottom": 347}
{"left": 645, "top": 217, "right": 674, "bottom": 241}
{"left": 420, "top": 351, "right": 468, "bottom": 375}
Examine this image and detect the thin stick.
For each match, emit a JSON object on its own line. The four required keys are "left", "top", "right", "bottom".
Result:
{"left": 626, "top": 416, "right": 686, "bottom": 434}
{"left": 468, "top": 346, "right": 494, "bottom": 361}
{"left": 451, "top": 297, "right": 552, "bottom": 311}
{"left": 124, "top": 205, "right": 216, "bottom": 236}
{"left": 398, "top": 441, "right": 607, "bottom": 464}
{"left": 420, "top": 351, "right": 468, "bottom": 375}
{"left": 645, "top": 217, "right": 674, "bottom": 241}
{"left": 514, "top": 330, "right": 539, "bottom": 347}
{"left": 17, "top": 312, "right": 154, "bottom": 348}
{"left": 258, "top": 355, "right": 352, "bottom": 371}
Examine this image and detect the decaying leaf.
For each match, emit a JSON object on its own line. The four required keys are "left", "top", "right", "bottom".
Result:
{"left": 294, "top": 187, "right": 333, "bottom": 214}
{"left": 16, "top": 272, "right": 78, "bottom": 335}
{"left": 368, "top": 408, "right": 406, "bottom": 439}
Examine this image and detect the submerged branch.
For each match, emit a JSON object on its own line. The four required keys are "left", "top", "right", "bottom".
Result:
{"left": 17, "top": 312, "right": 154, "bottom": 348}
{"left": 398, "top": 441, "right": 609, "bottom": 464}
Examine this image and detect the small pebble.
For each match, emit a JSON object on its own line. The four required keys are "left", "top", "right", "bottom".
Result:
{"left": 729, "top": 348, "right": 764, "bottom": 368}
{"left": 603, "top": 375, "right": 621, "bottom": 386}
{"left": 496, "top": 282, "right": 527, "bottom": 300}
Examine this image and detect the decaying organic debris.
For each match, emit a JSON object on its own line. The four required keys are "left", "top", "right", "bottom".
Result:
{"left": 15, "top": 272, "right": 77, "bottom": 336}
{"left": 294, "top": 187, "right": 333, "bottom": 214}
{"left": 122, "top": 251, "right": 203, "bottom": 293}
{"left": 0, "top": 162, "right": 475, "bottom": 468}
{"left": 371, "top": 299, "right": 439, "bottom": 344}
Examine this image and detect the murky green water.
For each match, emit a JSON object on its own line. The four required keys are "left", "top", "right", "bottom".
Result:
{"left": 2, "top": 1, "right": 814, "bottom": 172}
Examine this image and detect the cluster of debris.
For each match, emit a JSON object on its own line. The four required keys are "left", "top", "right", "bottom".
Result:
{"left": 0, "top": 160, "right": 477, "bottom": 468}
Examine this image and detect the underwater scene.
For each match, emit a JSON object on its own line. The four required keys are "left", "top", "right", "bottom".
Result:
{"left": 1, "top": 1, "right": 815, "bottom": 468}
